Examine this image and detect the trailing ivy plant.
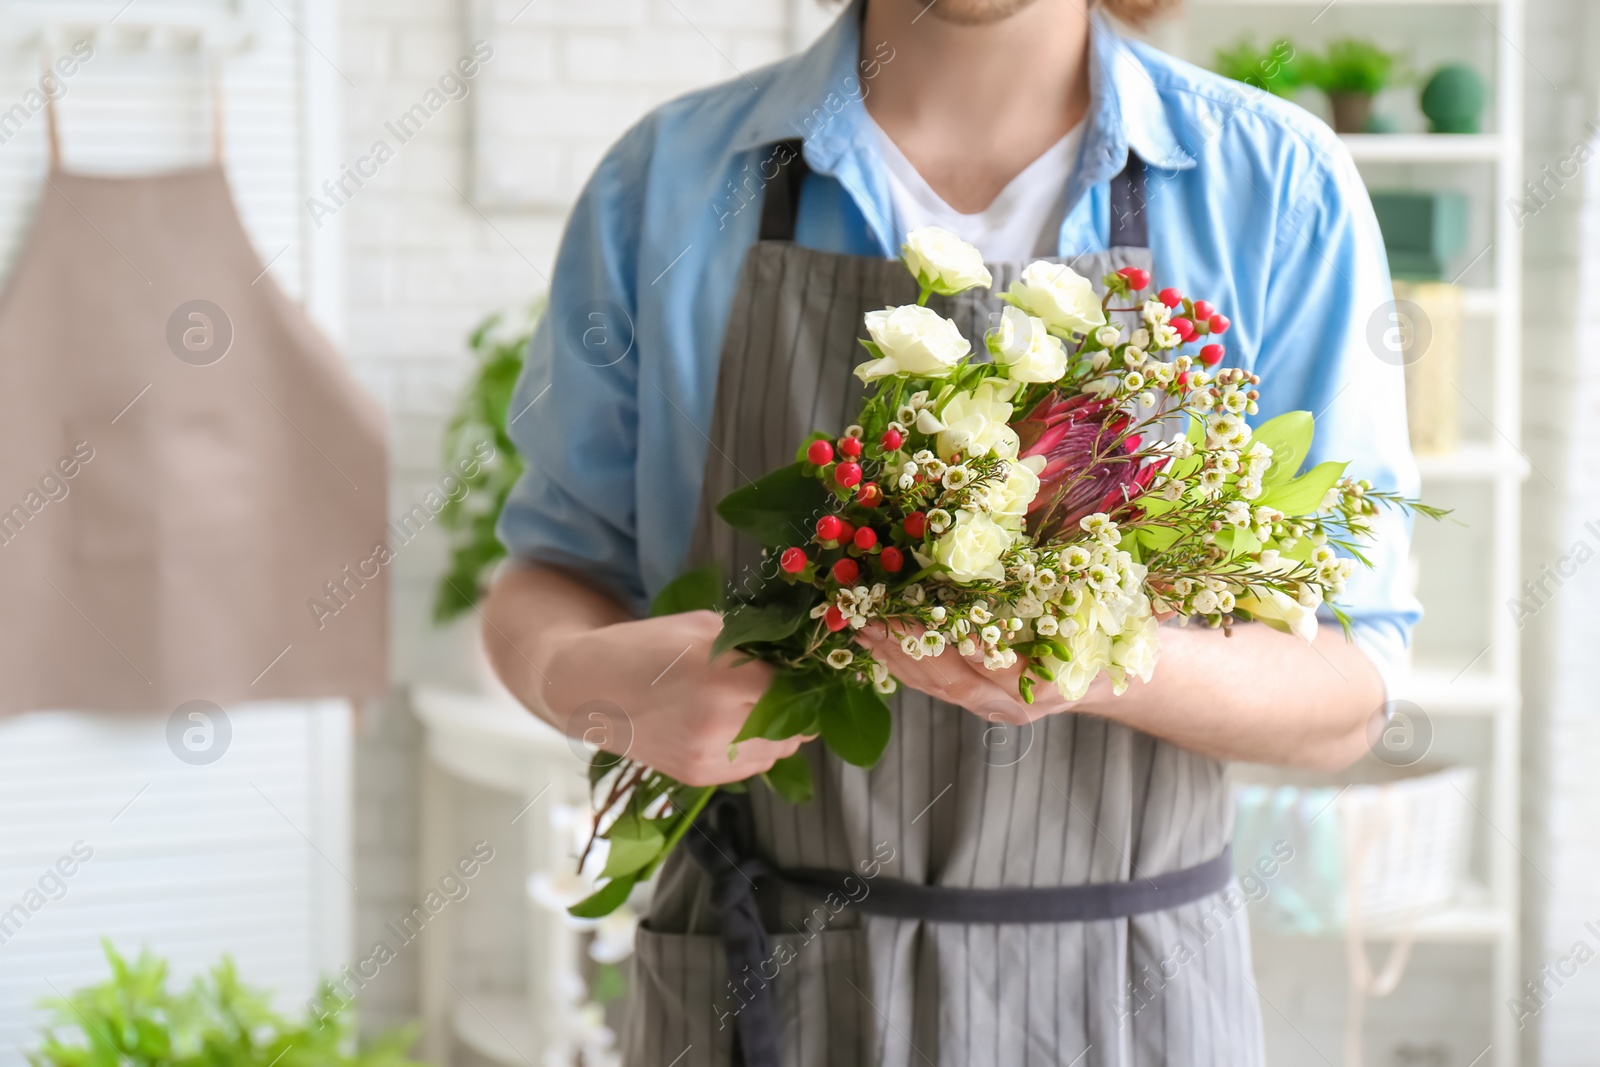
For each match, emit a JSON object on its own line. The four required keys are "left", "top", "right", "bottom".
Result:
{"left": 28, "top": 941, "right": 423, "bottom": 1067}
{"left": 432, "top": 303, "right": 542, "bottom": 623}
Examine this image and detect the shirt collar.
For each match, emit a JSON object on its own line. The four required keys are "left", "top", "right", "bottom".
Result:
{"left": 730, "top": 2, "right": 1197, "bottom": 176}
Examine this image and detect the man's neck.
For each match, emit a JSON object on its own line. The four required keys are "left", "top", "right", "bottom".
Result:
{"left": 862, "top": 0, "right": 1092, "bottom": 214}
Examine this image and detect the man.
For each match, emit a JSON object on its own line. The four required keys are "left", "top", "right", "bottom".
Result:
{"left": 485, "top": 0, "right": 1417, "bottom": 1063}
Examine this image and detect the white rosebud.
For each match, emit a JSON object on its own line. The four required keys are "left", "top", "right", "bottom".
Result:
{"left": 855, "top": 305, "right": 972, "bottom": 383}
{"left": 989, "top": 306, "right": 1068, "bottom": 383}
{"left": 1095, "top": 325, "right": 1121, "bottom": 347}
{"left": 901, "top": 226, "right": 993, "bottom": 296}
{"left": 1006, "top": 261, "right": 1107, "bottom": 336}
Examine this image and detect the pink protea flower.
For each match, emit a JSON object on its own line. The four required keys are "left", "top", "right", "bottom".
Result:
{"left": 1014, "top": 393, "right": 1163, "bottom": 541}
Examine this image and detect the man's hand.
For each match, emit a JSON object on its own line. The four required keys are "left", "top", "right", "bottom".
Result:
{"left": 540, "top": 611, "right": 798, "bottom": 786}
{"left": 855, "top": 621, "right": 1106, "bottom": 724}
{"left": 482, "top": 565, "right": 799, "bottom": 788}
{"left": 858, "top": 619, "right": 1385, "bottom": 770}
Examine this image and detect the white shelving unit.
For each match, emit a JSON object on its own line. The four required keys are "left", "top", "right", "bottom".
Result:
{"left": 1172, "top": 1, "right": 1526, "bottom": 1064}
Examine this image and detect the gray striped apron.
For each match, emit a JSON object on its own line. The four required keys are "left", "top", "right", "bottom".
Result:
{"left": 623, "top": 146, "right": 1266, "bottom": 1067}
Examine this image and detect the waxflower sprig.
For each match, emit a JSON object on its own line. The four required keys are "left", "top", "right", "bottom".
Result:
{"left": 569, "top": 226, "right": 1441, "bottom": 917}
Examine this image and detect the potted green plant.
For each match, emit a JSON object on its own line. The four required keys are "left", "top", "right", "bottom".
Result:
{"left": 1212, "top": 37, "right": 1302, "bottom": 99}
{"left": 432, "top": 303, "right": 541, "bottom": 623}
{"left": 1303, "top": 38, "right": 1405, "bottom": 134}
{"left": 29, "top": 942, "right": 424, "bottom": 1067}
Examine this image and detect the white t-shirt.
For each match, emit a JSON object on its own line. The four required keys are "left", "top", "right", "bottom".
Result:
{"left": 868, "top": 115, "right": 1083, "bottom": 263}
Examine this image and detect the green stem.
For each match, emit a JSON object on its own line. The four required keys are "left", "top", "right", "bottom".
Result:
{"left": 640, "top": 787, "right": 717, "bottom": 880}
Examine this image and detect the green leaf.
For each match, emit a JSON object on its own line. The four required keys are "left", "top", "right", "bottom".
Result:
{"left": 1139, "top": 525, "right": 1183, "bottom": 552}
{"left": 735, "top": 671, "right": 829, "bottom": 743}
{"left": 600, "top": 810, "right": 667, "bottom": 879}
{"left": 1221, "top": 525, "right": 1261, "bottom": 558}
{"left": 716, "top": 463, "right": 830, "bottom": 547}
{"left": 1258, "top": 460, "right": 1348, "bottom": 515}
{"left": 761, "top": 751, "right": 815, "bottom": 804}
{"left": 712, "top": 587, "right": 814, "bottom": 659}
{"left": 819, "top": 683, "right": 893, "bottom": 768}
{"left": 651, "top": 564, "right": 725, "bottom": 617}
{"left": 568, "top": 873, "right": 639, "bottom": 919}
{"left": 1251, "top": 411, "right": 1314, "bottom": 485}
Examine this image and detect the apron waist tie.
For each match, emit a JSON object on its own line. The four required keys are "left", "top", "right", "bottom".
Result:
{"left": 684, "top": 792, "right": 1234, "bottom": 1067}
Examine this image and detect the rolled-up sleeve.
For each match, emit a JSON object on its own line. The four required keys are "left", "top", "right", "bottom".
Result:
{"left": 1251, "top": 134, "right": 1423, "bottom": 690}
{"left": 497, "top": 122, "right": 653, "bottom": 610}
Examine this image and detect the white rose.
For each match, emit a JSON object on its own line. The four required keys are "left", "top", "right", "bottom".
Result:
{"left": 1107, "top": 612, "right": 1161, "bottom": 694}
{"left": 902, "top": 226, "right": 992, "bottom": 296}
{"left": 990, "top": 306, "right": 1068, "bottom": 383}
{"left": 933, "top": 511, "right": 1012, "bottom": 583}
{"left": 854, "top": 304, "right": 971, "bottom": 382}
{"left": 1236, "top": 587, "right": 1320, "bottom": 642}
{"left": 917, "top": 379, "right": 1021, "bottom": 460}
{"left": 1006, "top": 261, "right": 1107, "bottom": 336}
{"left": 984, "top": 455, "right": 1045, "bottom": 528}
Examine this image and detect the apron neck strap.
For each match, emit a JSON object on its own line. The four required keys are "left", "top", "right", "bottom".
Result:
{"left": 40, "top": 47, "right": 227, "bottom": 170}
{"left": 1108, "top": 152, "right": 1147, "bottom": 250}
{"left": 756, "top": 139, "right": 1151, "bottom": 252}
{"left": 759, "top": 139, "right": 809, "bottom": 242}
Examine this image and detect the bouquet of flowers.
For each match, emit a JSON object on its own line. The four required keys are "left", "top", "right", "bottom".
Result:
{"left": 569, "top": 228, "right": 1440, "bottom": 918}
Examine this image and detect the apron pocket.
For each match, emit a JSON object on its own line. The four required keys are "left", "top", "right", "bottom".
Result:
{"left": 625, "top": 924, "right": 870, "bottom": 1067}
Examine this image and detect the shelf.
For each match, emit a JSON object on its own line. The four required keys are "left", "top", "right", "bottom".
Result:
{"left": 1256, "top": 886, "right": 1510, "bottom": 943}
{"left": 1415, "top": 442, "right": 1529, "bottom": 481}
{"left": 1342, "top": 134, "right": 1503, "bottom": 163}
{"left": 1390, "top": 664, "right": 1517, "bottom": 716}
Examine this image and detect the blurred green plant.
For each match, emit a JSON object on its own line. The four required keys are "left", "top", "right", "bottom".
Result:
{"left": 1303, "top": 38, "right": 1405, "bottom": 96}
{"left": 28, "top": 941, "right": 423, "bottom": 1067}
{"left": 1212, "top": 37, "right": 1302, "bottom": 98}
{"left": 431, "top": 303, "right": 542, "bottom": 624}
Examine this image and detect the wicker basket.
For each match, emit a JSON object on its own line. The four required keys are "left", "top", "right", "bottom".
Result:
{"left": 1232, "top": 762, "right": 1477, "bottom": 935}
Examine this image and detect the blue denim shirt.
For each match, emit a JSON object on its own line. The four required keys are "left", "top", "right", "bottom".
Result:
{"left": 498, "top": 3, "right": 1421, "bottom": 673}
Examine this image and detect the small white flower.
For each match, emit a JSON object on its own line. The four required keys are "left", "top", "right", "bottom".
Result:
{"left": 1142, "top": 299, "right": 1172, "bottom": 326}
{"left": 969, "top": 604, "right": 993, "bottom": 624}
{"left": 1237, "top": 476, "right": 1262, "bottom": 500}
{"left": 1130, "top": 327, "right": 1151, "bottom": 349}
{"left": 1036, "top": 615, "right": 1060, "bottom": 636}
{"left": 1124, "top": 371, "right": 1146, "bottom": 392}
{"left": 1123, "top": 346, "right": 1149, "bottom": 370}
{"left": 898, "top": 473, "right": 916, "bottom": 490}
{"left": 900, "top": 633, "right": 924, "bottom": 659}
{"left": 919, "top": 631, "right": 947, "bottom": 657}
{"left": 903, "top": 583, "right": 926, "bottom": 605}
{"left": 827, "top": 649, "right": 854, "bottom": 670}
{"left": 1223, "top": 501, "right": 1251, "bottom": 528}
{"left": 1095, "top": 325, "right": 1121, "bottom": 347}
{"left": 942, "top": 465, "right": 973, "bottom": 490}
{"left": 930, "top": 605, "right": 947, "bottom": 623}
{"left": 926, "top": 508, "right": 953, "bottom": 534}
{"left": 874, "top": 675, "right": 898, "bottom": 694}
{"left": 981, "top": 624, "right": 1002, "bottom": 645}
{"left": 897, "top": 405, "right": 917, "bottom": 424}
{"left": 1154, "top": 324, "right": 1182, "bottom": 349}
{"left": 958, "top": 637, "right": 978, "bottom": 657}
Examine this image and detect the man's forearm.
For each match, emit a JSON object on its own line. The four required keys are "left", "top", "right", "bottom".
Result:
{"left": 1082, "top": 622, "right": 1383, "bottom": 770}
{"left": 480, "top": 563, "right": 631, "bottom": 728}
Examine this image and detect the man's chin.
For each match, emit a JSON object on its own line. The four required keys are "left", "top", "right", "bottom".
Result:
{"left": 915, "top": 0, "right": 1046, "bottom": 27}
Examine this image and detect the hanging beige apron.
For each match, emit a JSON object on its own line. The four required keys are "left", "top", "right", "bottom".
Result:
{"left": 623, "top": 146, "right": 1265, "bottom": 1067}
{"left": 0, "top": 85, "right": 387, "bottom": 715}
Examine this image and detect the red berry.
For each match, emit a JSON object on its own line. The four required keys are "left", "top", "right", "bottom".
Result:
{"left": 1158, "top": 287, "right": 1183, "bottom": 309}
{"left": 853, "top": 526, "right": 878, "bottom": 550}
{"left": 806, "top": 439, "right": 834, "bottom": 465}
{"left": 857, "top": 482, "right": 883, "bottom": 507}
{"left": 879, "top": 546, "right": 904, "bottom": 573}
{"left": 836, "top": 520, "right": 856, "bottom": 543}
{"left": 903, "top": 512, "right": 927, "bottom": 539}
{"left": 1208, "top": 314, "right": 1231, "bottom": 335}
{"left": 816, "top": 515, "right": 844, "bottom": 542}
{"left": 824, "top": 604, "right": 849, "bottom": 632}
{"left": 1118, "top": 266, "right": 1151, "bottom": 291}
{"left": 831, "top": 558, "right": 860, "bottom": 585}
{"left": 780, "top": 547, "right": 807, "bottom": 573}
{"left": 838, "top": 436, "right": 862, "bottom": 458}
{"left": 881, "top": 428, "right": 904, "bottom": 451}
{"left": 1176, "top": 371, "right": 1190, "bottom": 388}
{"left": 1199, "top": 343, "right": 1225, "bottom": 366}
{"left": 1169, "top": 316, "right": 1194, "bottom": 341}
{"left": 835, "top": 461, "right": 863, "bottom": 488}
{"left": 1191, "top": 300, "right": 1215, "bottom": 321}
